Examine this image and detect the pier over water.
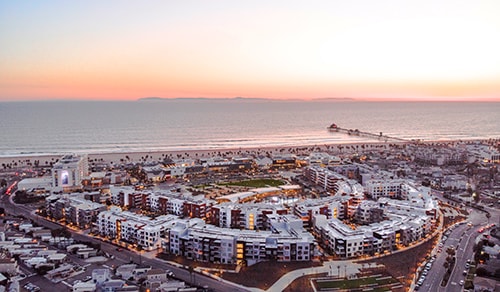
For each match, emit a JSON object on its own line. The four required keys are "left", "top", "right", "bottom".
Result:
{"left": 327, "top": 123, "right": 410, "bottom": 143}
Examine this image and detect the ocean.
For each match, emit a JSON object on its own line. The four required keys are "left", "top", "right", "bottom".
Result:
{"left": 0, "top": 99, "right": 499, "bottom": 157}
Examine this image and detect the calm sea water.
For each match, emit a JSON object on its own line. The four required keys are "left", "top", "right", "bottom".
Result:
{"left": 0, "top": 100, "right": 499, "bottom": 157}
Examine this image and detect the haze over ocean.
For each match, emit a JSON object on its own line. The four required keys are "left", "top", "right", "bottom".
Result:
{"left": 1, "top": 100, "right": 499, "bottom": 157}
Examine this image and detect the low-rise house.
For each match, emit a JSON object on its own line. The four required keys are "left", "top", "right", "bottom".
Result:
{"left": 25, "top": 257, "right": 47, "bottom": 268}
{"left": 46, "top": 263, "right": 73, "bottom": 281}
{"left": 92, "top": 268, "right": 111, "bottom": 285}
{"left": 72, "top": 281, "right": 97, "bottom": 292}
{"left": 76, "top": 247, "right": 97, "bottom": 259}
{"left": 32, "top": 229, "right": 52, "bottom": 242}
{"left": 146, "top": 269, "right": 168, "bottom": 289}
{"left": 158, "top": 281, "right": 189, "bottom": 292}
{"left": 115, "top": 264, "right": 136, "bottom": 280}
{"left": 47, "top": 253, "right": 67, "bottom": 264}
{"left": 101, "top": 279, "right": 126, "bottom": 292}
{"left": 0, "top": 258, "right": 18, "bottom": 275}
{"left": 132, "top": 266, "right": 152, "bottom": 280}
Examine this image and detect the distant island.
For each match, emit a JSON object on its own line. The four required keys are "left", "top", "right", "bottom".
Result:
{"left": 137, "top": 96, "right": 356, "bottom": 102}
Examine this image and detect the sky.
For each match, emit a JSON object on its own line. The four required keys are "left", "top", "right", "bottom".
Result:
{"left": 1, "top": 0, "right": 500, "bottom": 101}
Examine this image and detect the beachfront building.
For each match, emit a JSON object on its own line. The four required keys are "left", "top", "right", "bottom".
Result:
{"left": 307, "top": 152, "right": 342, "bottom": 166}
{"left": 271, "top": 155, "right": 297, "bottom": 169}
{"left": 52, "top": 154, "right": 89, "bottom": 192}
{"left": 200, "top": 157, "right": 254, "bottom": 173}
{"left": 410, "top": 144, "right": 467, "bottom": 166}
{"left": 465, "top": 143, "right": 500, "bottom": 163}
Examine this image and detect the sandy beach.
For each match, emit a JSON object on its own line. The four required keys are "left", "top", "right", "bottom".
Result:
{"left": 0, "top": 141, "right": 397, "bottom": 167}
{"left": 0, "top": 138, "right": 484, "bottom": 168}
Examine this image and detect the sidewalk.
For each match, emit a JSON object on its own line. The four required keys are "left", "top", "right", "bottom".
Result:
{"left": 266, "top": 260, "right": 362, "bottom": 292}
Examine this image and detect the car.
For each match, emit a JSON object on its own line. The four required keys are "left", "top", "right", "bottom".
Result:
{"left": 459, "top": 280, "right": 464, "bottom": 286}
{"left": 465, "top": 263, "right": 470, "bottom": 269}
{"left": 466, "top": 259, "right": 471, "bottom": 264}
{"left": 463, "top": 270, "right": 468, "bottom": 276}
{"left": 116, "top": 247, "right": 123, "bottom": 251}
{"left": 24, "top": 283, "right": 40, "bottom": 292}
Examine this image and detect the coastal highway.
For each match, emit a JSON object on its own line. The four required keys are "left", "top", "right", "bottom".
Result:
{"left": 0, "top": 192, "right": 254, "bottom": 292}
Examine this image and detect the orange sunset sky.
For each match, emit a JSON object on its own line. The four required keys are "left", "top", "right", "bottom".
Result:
{"left": 1, "top": 1, "right": 500, "bottom": 101}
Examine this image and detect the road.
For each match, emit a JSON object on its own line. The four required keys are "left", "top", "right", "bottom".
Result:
{"left": 0, "top": 192, "right": 255, "bottom": 292}
{"left": 416, "top": 200, "right": 498, "bottom": 292}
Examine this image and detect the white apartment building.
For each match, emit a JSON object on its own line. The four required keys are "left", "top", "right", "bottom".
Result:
{"left": 466, "top": 144, "right": 500, "bottom": 163}
{"left": 364, "top": 179, "right": 407, "bottom": 200}
{"left": 294, "top": 197, "right": 345, "bottom": 227}
{"left": 97, "top": 208, "right": 177, "bottom": 250}
{"left": 304, "top": 166, "right": 345, "bottom": 193}
{"left": 168, "top": 216, "right": 315, "bottom": 266}
{"left": 167, "top": 198, "right": 185, "bottom": 216}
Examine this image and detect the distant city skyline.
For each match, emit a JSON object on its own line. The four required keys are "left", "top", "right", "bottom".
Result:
{"left": 1, "top": 1, "right": 499, "bottom": 102}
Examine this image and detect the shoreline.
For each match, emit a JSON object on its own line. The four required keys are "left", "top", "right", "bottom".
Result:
{"left": 0, "top": 138, "right": 491, "bottom": 167}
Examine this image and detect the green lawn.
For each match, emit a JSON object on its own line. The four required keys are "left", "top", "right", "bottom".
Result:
{"left": 315, "top": 276, "right": 399, "bottom": 290}
{"left": 220, "top": 179, "right": 286, "bottom": 188}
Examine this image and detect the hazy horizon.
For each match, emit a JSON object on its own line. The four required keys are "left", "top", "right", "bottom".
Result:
{"left": 0, "top": 96, "right": 499, "bottom": 103}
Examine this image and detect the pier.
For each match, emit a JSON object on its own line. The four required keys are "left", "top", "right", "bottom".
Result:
{"left": 327, "top": 123, "right": 410, "bottom": 143}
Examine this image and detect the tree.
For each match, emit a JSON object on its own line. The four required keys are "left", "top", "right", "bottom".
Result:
{"left": 188, "top": 266, "right": 194, "bottom": 283}
{"left": 51, "top": 227, "right": 71, "bottom": 239}
{"left": 476, "top": 267, "right": 491, "bottom": 277}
